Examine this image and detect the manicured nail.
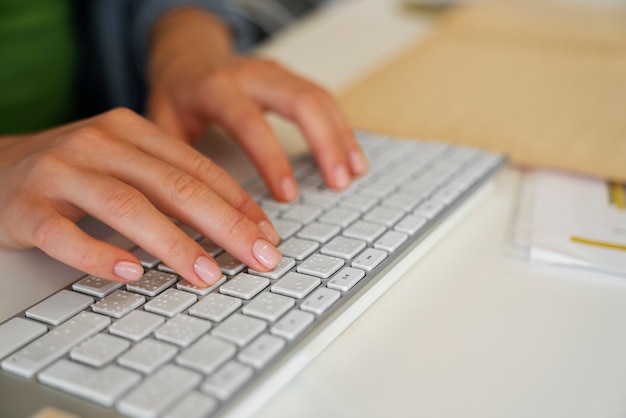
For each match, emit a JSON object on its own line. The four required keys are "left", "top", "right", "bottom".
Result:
{"left": 114, "top": 261, "right": 144, "bottom": 281}
{"left": 333, "top": 164, "right": 351, "bottom": 189}
{"left": 194, "top": 255, "right": 222, "bottom": 285}
{"left": 258, "top": 219, "right": 280, "bottom": 245}
{"left": 349, "top": 149, "right": 369, "bottom": 175}
{"left": 281, "top": 177, "right": 298, "bottom": 201}
{"left": 253, "top": 239, "right": 281, "bottom": 269}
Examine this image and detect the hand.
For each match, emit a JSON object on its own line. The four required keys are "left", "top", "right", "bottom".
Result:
{"left": 146, "top": 9, "right": 368, "bottom": 202}
{"left": 0, "top": 108, "right": 281, "bottom": 286}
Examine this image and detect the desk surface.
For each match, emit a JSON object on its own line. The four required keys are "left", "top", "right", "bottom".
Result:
{"left": 252, "top": 1, "right": 626, "bottom": 417}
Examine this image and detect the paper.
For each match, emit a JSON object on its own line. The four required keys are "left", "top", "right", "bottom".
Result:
{"left": 524, "top": 170, "right": 626, "bottom": 277}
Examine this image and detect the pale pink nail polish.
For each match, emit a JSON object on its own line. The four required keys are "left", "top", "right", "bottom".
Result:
{"left": 349, "top": 149, "right": 369, "bottom": 175}
{"left": 333, "top": 164, "right": 351, "bottom": 189}
{"left": 253, "top": 239, "right": 281, "bottom": 269}
{"left": 114, "top": 261, "right": 144, "bottom": 281}
{"left": 194, "top": 255, "right": 222, "bottom": 285}
{"left": 281, "top": 177, "right": 298, "bottom": 201}
{"left": 258, "top": 220, "right": 280, "bottom": 245}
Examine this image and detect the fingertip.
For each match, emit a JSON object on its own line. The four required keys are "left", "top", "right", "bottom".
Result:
{"left": 193, "top": 255, "right": 223, "bottom": 286}
{"left": 258, "top": 219, "right": 280, "bottom": 245}
{"left": 279, "top": 177, "right": 299, "bottom": 202}
{"left": 113, "top": 260, "right": 144, "bottom": 282}
{"left": 349, "top": 149, "right": 369, "bottom": 176}
{"left": 331, "top": 164, "right": 351, "bottom": 189}
{"left": 252, "top": 239, "right": 281, "bottom": 270}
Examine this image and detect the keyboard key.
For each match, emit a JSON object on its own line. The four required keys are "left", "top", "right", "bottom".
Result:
{"left": 215, "top": 252, "right": 247, "bottom": 275}
{"left": 163, "top": 391, "right": 219, "bottom": 418}
{"left": 278, "top": 237, "right": 319, "bottom": 260}
{"left": 395, "top": 214, "right": 428, "bottom": 235}
{"left": 212, "top": 313, "right": 266, "bottom": 347}
{"left": 202, "top": 361, "right": 254, "bottom": 401}
{"left": 127, "top": 270, "right": 178, "bottom": 297}
{"left": 39, "top": 359, "right": 141, "bottom": 407}
{"left": 70, "top": 333, "right": 130, "bottom": 367}
{"left": 413, "top": 199, "right": 445, "bottom": 220}
{"left": 73, "top": 275, "right": 124, "bottom": 298}
{"left": 301, "top": 189, "right": 342, "bottom": 208}
{"left": 198, "top": 238, "right": 224, "bottom": 257}
{"left": 176, "top": 335, "right": 236, "bottom": 374}
{"left": 374, "top": 230, "right": 409, "bottom": 252}
{"left": 154, "top": 314, "right": 212, "bottom": 347}
{"left": 281, "top": 203, "right": 322, "bottom": 224}
{"left": 117, "top": 339, "right": 178, "bottom": 374}
{"left": 144, "top": 289, "right": 197, "bottom": 317}
{"left": 0, "top": 317, "right": 47, "bottom": 360}
{"left": 271, "top": 272, "right": 321, "bottom": 299}
{"left": 130, "top": 247, "right": 160, "bottom": 269}
{"left": 363, "top": 207, "right": 405, "bottom": 227}
{"left": 242, "top": 292, "right": 295, "bottom": 322}
{"left": 327, "top": 267, "right": 366, "bottom": 292}
{"left": 176, "top": 275, "right": 226, "bottom": 296}
{"left": 297, "top": 253, "right": 344, "bottom": 279}
{"left": 382, "top": 191, "right": 423, "bottom": 212}
{"left": 300, "top": 288, "right": 341, "bottom": 315}
{"left": 25, "top": 290, "right": 94, "bottom": 326}
{"left": 248, "top": 256, "right": 296, "bottom": 280}
{"left": 1, "top": 312, "right": 110, "bottom": 378}
{"left": 352, "top": 248, "right": 388, "bottom": 271}
{"left": 117, "top": 364, "right": 202, "bottom": 418}
{"left": 321, "top": 236, "right": 367, "bottom": 259}
{"left": 317, "top": 207, "right": 360, "bottom": 228}
{"left": 270, "top": 310, "right": 315, "bottom": 341}
{"left": 271, "top": 219, "right": 301, "bottom": 240}
{"left": 238, "top": 333, "right": 286, "bottom": 369}
{"left": 188, "top": 293, "right": 242, "bottom": 322}
{"left": 343, "top": 220, "right": 386, "bottom": 243}
{"left": 297, "top": 222, "right": 341, "bottom": 243}
{"left": 338, "top": 194, "right": 379, "bottom": 212}
{"left": 91, "top": 290, "right": 145, "bottom": 319}
{"left": 109, "top": 310, "right": 164, "bottom": 342}
{"left": 220, "top": 273, "right": 269, "bottom": 300}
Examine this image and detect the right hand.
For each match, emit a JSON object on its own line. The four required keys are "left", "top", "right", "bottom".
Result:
{"left": 0, "top": 108, "right": 281, "bottom": 287}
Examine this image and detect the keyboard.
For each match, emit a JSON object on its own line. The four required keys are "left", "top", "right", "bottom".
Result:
{"left": 0, "top": 131, "right": 504, "bottom": 418}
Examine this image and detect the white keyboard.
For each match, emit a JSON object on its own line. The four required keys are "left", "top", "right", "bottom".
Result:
{"left": 0, "top": 132, "right": 504, "bottom": 418}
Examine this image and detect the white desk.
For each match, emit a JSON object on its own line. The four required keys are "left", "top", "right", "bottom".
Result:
{"left": 250, "top": 1, "right": 626, "bottom": 417}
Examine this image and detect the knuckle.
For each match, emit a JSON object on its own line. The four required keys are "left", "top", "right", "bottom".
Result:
{"left": 164, "top": 170, "right": 205, "bottom": 206}
{"left": 101, "top": 107, "right": 141, "bottom": 124}
{"left": 105, "top": 186, "right": 145, "bottom": 221}
{"left": 293, "top": 86, "right": 328, "bottom": 116}
{"left": 31, "top": 215, "right": 64, "bottom": 249}
{"left": 226, "top": 211, "right": 248, "bottom": 238}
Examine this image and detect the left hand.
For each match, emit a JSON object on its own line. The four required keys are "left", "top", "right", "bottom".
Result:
{"left": 146, "top": 9, "right": 368, "bottom": 202}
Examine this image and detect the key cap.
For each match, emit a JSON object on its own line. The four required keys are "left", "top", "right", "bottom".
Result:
{"left": 317, "top": 207, "right": 360, "bottom": 228}
{"left": 73, "top": 275, "right": 124, "bottom": 298}
{"left": 271, "top": 219, "right": 301, "bottom": 240}
{"left": 297, "top": 254, "right": 344, "bottom": 279}
{"left": 248, "top": 257, "right": 296, "bottom": 280}
{"left": 352, "top": 248, "right": 388, "bottom": 271}
{"left": 338, "top": 194, "right": 379, "bottom": 212}
{"left": 127, "top": 270, "right": 178, "bottom": 297}
{"left": 343, "top": 220, "right": 386, "bottom": 243}
{"left": 178, "top": 224, "right": 203, "bottom": 241}
{"left": 301, "top": 189, "right": 342, "bottom": 208}
{"left": 327, "top": 267, "right": 366, "bottom": 292}
{"left": 202, "top": 361, "right": 254, "bottom": 401}
{"left": 39, "top": 359, "right": 141, "bottom": 407}
{"left": 117, "top": 364, "right": 202, "bottom": 418}
{"left": 70, "top": 333, "right": 130, "bottom": 367}
{"left": 395, "top": 214, "right": 428, "bottom": 235}
{"left": 211, "top": 313, "right": 266, "bottom": 347}
{"left": 176, "top": 335, "right": 236, "bottom": 374}
{"left": 215, "top": 252, "right": 246, "bottom": 275}
{"left": 176, "top": 275, "right": 226, "bottom": 296}
{"left": 413, "top": 199, "right": 445, "bottom": 220}
{"left": 154, "top": 314, "right": 212, "bottom": 347}
{"left": 271, "top": 272, "right": 321, "bottom": 299}
{"left": 281, "top": 203, "right": 322, "bottom": 224}
{"left": 109, "top": 310, "right": 164, "bottom": 342}
{"left": 130, "top": 247, "right": 160, "bottom": 269}
{"left": 91, "top": 290, "right": 146, "bottom": 319}
{"left": 238, "top": 333, "right": 286, "bottom": 369}
{"left": 300, "top": 288, "right": 341, "bottom": 315}
{"left": 198, "top": 238, "right": 224, "bottom": 257}
{"left": 242, "top": 292, "right": 295, "bottom": 322}
{"left": 0, "top": 317, "right": 47, "bottom": 360}
{"left": 163, "top": 392, "right": 219, "bottom": 418}
{"left": 297, "top": 222, "right": 341, "bottom": 243}
{"left": 321, "top": 236, "right": 367, "bottom": 259}
{"left": 188, "top": 293, "right": 241, "bottom": 322}
{"left": 26, "top": 290, "right": 94, "bottom": 326}
{"left": 270, "top": 310, "right": 315, "bottom": 341}
{"left": 363, "top": 207, "right": 405, "bottom": 227}
{"left": 220, "top": 273, "right": 269, "bottom": 300}
{"left": 1, "top": 312, "right": 110, "bottom": 378}
{"left": 144, "top": 289, "right": 197, "bottom": 317}
{"left": 278, "top": 237, "right": 319, "bottom": 260}
{"left": 117, "top": 339, "right": 178, "bottom": 374}
{"left": 374, "top": 230, "right": 409, "bottom": 252}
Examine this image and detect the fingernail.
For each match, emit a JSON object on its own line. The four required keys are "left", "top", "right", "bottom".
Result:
{"left": 281, "top": 177, "right": 298, "bottom": 201}
{"left": 258, "top": 219, "right": 280, "bottom": 245}
{"left": 333, "top": 164, "right": 351, "bottom": 189}
{"left": 349, "top": 149, "right": 369, "bottom": 175}
{"left": 194, "top": 255, "right": 222, "bottom": 285}
{"left": 114, "top": 261, "right": 144, "bottom": 281}
{"left": 253, "top": 239, "right": 281, "bottom": 269}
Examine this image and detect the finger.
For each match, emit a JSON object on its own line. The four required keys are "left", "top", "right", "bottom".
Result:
{"left": 241, "top": 62, "right": 369, "bottom": 185}
{"left": 197, "top": 80, "right": 299, "bottom": 202}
